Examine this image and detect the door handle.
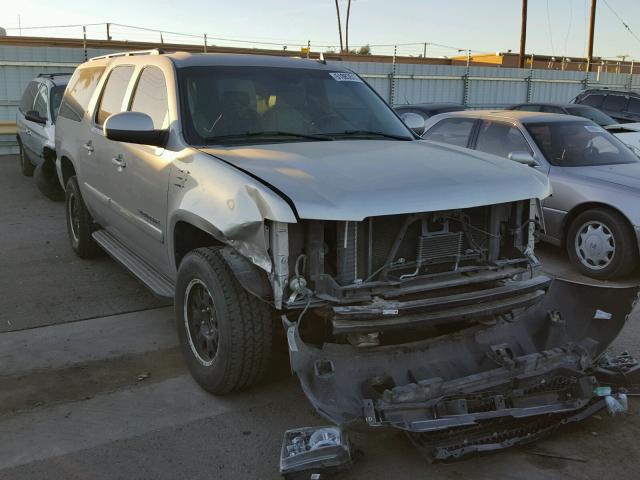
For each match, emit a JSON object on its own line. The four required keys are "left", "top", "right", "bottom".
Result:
{"left": 83, "top": 142, "right": 94, "bottom": 153}
{"left": 111, "top": 155, "right": 126, "bottom": 171}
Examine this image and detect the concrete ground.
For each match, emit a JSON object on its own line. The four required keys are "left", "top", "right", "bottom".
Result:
{"left": 1, "top": 154, "right": 640, "bottom": 479}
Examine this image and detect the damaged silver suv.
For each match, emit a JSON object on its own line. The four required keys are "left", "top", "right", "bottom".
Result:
{"left": 56, "top": 50, "right": 638, "bottom": 461}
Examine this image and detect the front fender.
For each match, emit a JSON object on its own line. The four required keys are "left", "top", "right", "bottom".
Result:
{"left": 167, "top": 150, "right": 297, "bottom": 274}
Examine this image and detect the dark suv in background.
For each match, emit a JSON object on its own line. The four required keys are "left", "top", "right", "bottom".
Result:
{"left": 572, "top": 88, "right": 640, "bottom": 124}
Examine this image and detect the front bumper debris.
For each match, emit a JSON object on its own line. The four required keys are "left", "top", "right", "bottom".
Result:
{"left": 285, "top": 278, "right": 639, "bottom": 460}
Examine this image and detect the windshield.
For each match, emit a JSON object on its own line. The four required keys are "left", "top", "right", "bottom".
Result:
{"left": 566, "top": 106, "right": 616, "bottom": 126}
{"left": 525, "top": 120, "right": 639, "bottom": 167}
{"left": 178, "top": 65, "right": 413, "bottom": 145}
{"left": 50, "top": 85, "right": 66, "bottom": 122}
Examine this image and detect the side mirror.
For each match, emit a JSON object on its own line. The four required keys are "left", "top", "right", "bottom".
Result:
{"left": 508, "top": 150, "right": 539, "bottom": 167}
{"left": 400, "top": 112, "right": 426, "bottom": 136}
{"left": 25, "top": 110, "right": 46, "bottom": 125}
{"left": 104, "top": 112, "right": 167, "bottom": 147}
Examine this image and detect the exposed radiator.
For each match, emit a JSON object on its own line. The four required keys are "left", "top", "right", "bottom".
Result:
{"left": 418, "top": 231, "right": 463, "bottom": 265}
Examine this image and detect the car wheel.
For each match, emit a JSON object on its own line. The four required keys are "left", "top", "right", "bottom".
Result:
{"left": 34, "top": 160, "right": 64, "bottom": 201}
{"left": 65, "top": 176, "right": 101, "bottom": 258}
{"left": 566, "top": 208, "right": 637, "bottom": 280}
{"left": 18, "top": 142, "right": 34, "bottom": 177}
{"left": 175, "top": 247, "right": 273, "bottom": 394}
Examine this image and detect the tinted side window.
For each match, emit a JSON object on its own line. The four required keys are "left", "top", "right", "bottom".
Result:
{"left": 515, "top": 104, "right": 541, "bottom": 112}
{"left": 96, "top": 66, "right": 135, "bottom": 126}
{"left": 580, "top": 94, "right": 604, "bottom": 107}
{"left": 33, "top": 84, "right": 49, "bottom": 119}
{"left": 19, "top": 82, "right": 38, "bottom": 113}
{"left": 58, "top": 67, "right": 106, "bottom": 122}
{"left": 541, "top": 105, "right": 565, "bottom": 114}
{"left": 475, "top": 121, "right": 531, "bottom": 159}
{"left": 602, "top": 95, "right": 628, "bottom": 112}
{"left": 627, "top": 98, "right": 640, "bottom": 115}
{"left": 130, "top": 66, "right": 169, "bottom": 129}
{"left": 423, "top": 118, "right": 476, "bottom": 147}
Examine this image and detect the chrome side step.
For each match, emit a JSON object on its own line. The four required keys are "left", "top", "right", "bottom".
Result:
{"left": 92, "top": 230, "right": 174, "bottom": 300}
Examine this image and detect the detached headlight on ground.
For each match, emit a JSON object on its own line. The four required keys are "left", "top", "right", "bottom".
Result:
{"left": 280, "top": 426, "right": 352, "bottom": 479}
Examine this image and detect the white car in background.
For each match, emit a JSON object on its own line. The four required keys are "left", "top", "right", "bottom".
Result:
{"left": 15, "top": 73, "right": 71, "bottom": 200}
{"left": 606, "top": 122, "right": 640, "bottom": 153}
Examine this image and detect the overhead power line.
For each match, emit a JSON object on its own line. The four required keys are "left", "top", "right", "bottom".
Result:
{"left": 602, "top": 0, "right": 640, "bottom": 46}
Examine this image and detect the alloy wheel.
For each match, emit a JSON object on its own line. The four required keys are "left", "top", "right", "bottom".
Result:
{"left": 574, "top": 220, "right": 615, "bottom": 270}
{"left": 67, "top": 193, "right": 80, "bottom": 243}
{"left": 183, "top": 278, "right": 219, "bottom": 366}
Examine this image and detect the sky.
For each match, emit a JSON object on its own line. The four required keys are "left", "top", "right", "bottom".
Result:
{"left": 2, "top": 0, "right": 640, "bottom": 59}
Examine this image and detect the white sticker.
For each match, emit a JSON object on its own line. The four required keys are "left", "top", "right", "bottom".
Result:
{"left": 594, "top": 309, "right": 612, "bottom": 320}
{"left": 329, "top": 72, "right": 362, "bottom": 82}
{"left": 382, "top": 308, "right": 399, "bottom": 316}
{"left": 585, "top": 125, "right": 604, "bottom": 133}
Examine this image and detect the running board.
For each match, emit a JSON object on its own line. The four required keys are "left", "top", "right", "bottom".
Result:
{"left": 92, "top": 230, "right": 174, "bottom": 300}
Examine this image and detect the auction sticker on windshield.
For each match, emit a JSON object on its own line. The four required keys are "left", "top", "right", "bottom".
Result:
{"left": 329, "top": 72, "right": 362, "bottom": 82}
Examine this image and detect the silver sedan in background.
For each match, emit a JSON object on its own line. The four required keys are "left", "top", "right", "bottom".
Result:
{"left": 421, "top": 110, "right": 640, "bottom": 280}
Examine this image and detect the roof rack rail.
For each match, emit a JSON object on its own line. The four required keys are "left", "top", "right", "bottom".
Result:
{"left": 37, "top": 72, "right": 72, "bottom": 78}
{"left": 89, "top": 48, "right": 165, "bottom": 61}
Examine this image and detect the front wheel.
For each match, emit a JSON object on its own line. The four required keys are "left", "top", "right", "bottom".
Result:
{"left": 566, "top": 208, "right": 638, "bottom": 280}
{"left": 175, "top": 247, "right": 273, "bottom": 394}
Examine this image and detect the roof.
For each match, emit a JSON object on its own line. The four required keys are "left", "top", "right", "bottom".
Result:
{"left": 510, "top": 102, "right": 602, "bottom": 110}
{"left": 169, "top": 52, "right": 348, "bottom": 70}
{"left": 89, "top": 49, "right": 351, "bottom": 71}
{"left": 36, "top": 73, "right": 72, "bottom": 86}
{"left": 440, "top": 109, "right": 589, "bottom": 124}
{"left": 578, "top": 88, "right": 640, "bottom": 97}
{"left": 395, "top": 103, "right": 463, "bottom": 110}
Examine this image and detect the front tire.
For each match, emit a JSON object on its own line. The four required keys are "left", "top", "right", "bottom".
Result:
{"left": 566, "top": 208, "right": 637, "bottom": 280}
{"left": 18, "top": 142, "right": 34, "bottom": 177}
{"left": 65, "top": 176, "right": 100, "bottom": 258}
{"left": 175, "top": 247, "right": 273, "bottom": 394}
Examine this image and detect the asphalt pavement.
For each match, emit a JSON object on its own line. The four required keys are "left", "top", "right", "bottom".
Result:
{"left": 2, "top": 154, "right": 640, "bottom": 480}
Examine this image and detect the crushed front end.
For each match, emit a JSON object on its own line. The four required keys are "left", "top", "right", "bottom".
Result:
{"left": 271, "top": 199, "right": 639, "bottom": 461}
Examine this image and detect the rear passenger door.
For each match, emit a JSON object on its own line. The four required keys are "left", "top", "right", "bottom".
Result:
{"left": 56, "top": 65, "right": 106, "bottom": 215}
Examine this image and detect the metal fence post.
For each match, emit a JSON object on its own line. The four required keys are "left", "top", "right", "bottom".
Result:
{"left": 583, "top": 60, "right": 591, "bottom": 91}
{"left": 82, "top": 26, "right": 87, "bottom": 61}
{"left": 462, "top": 49, "right": 471, "bottom": 107}
{"left": 389, "top": 45, "right": 397, "bottom": 105}
{"left": 526, "top": 54, "right": 534, "bottom": 102}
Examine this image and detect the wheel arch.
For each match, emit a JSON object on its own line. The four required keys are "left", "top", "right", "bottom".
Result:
{"left": 59, "top": 155, "right": 76, "bottom": 189}
{"left": 172, "top": 218, "right": 272, "bottom": 300}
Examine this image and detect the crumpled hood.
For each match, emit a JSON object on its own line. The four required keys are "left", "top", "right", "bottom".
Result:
{"left": 201, "top": 140, "right": 551, "bottom": 220}
{"left": 569, "top": 163, "right": 640, "bottom": 192}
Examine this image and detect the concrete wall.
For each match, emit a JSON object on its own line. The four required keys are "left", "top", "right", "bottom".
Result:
{"left": 1, "top": 44, "right": 639, "bottom": 154}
